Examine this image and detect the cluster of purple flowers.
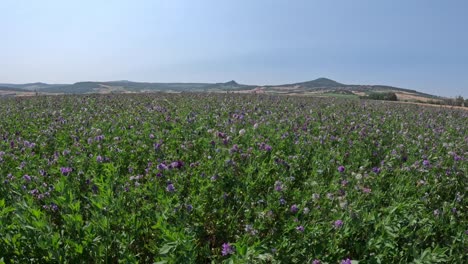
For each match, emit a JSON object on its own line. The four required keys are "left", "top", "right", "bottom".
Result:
{"left": 230, "top": 144, "right": 240, "bottom": 153}
{"left": 259, "top": 142, "right": 272, "bottom": 151}
{"left": 341, "top": 258, "right": 352, "bottom": 264}
{"left": 290, "top": 204, "right": 299, "bottom": 213}
{"left": 157, "top": 161, "right": 184, "bottom": 170}
{"left": 60, "top": 167, "right": 72, "bottom": 175}
{"left": 372, "top": 167, "right": 381, "bottom": 174}
{"left": 170, "top": 160, "right": 184, "bottom": 169}
{"left": 334, "top": 219, "right": 344, "bottom": 229}
{"left": 42, "top": 203, "right": 59, "bottom": 212}
{"left": 221, "top": 243, "right": 234, "bottom": 256}
{"left": 296, "top": 225, "right": 304, "bottom": 232}
{"left": 23, "top": 141, "right": 36, "bottom": 148}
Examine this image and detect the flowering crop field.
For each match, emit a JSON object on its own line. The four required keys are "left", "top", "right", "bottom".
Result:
{"left": 0, "top": 94, "right": 466, "bottom": 263}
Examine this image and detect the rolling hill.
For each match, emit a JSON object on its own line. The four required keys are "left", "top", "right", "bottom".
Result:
{"left": 0, "top": 78, "right": 445, "bottom": 102}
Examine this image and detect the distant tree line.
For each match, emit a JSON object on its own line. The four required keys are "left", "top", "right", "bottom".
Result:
{"left": 424, "top": 96, "right": 466, "bottom": 107}
{"left": 361, "top": 92, "right": 467, "bottom": 107}
{"left": 360, "top": 92, "right": 398, "bottom": 101}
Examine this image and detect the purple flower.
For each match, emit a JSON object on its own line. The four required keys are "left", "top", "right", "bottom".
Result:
{"left": 279, "top": 198, "right": 286, "bottom": 205}
{"left": 157, "top": 163, "right": 168, "bottom": 170}
{"left": 372, "top": 167, "right": 381, "bottom": 174}
{"left": 244, "top": 224, "right": 258, "bottom": 235}
{"left": 312, "top": 260, "right": 321, "bottom": 264}
{"left": 423, "top": 159, "right": 430, "bottom": 167}
{"left": 154, "top": 142, "right": 162, "bottom": 150}
{"left": 96, "top": 155, "right": 103, "bottom": 162}
{"left": 230, "top": 144, "right": 239, "bottom": 153}
{"left": 290, "top": 204, "right": 299, "bottom": 213}
{"left": 334, "top": 219, "right": 344, "bottom": 229}
{"left": 217, "top": 131, "right": 226, "bottom": 138}
{"left": 166, "top": 183, "right": 175, "bottom": 193}
{"left": 296, "top": 225, "right": 304, "bottom": 232}
{"left": 50, "top": 203, "right": 59, "bottom": 212}
{"left": 60, "top": 167, "right": 72, "bottom": 175}
{"left": 186, "top": 204, "right": 193, "bottom": 212}
{"left": 221, "top": 243, "right": 234, "bottom": 256}
{"left": 170, "top": 160, "right": 184, "bottom": 169}
{"left": 274, "top": 181, "right": 283, "bottom": 192}
{"left": 23, "top": 175, "right": 32, "bottom": 182}
{"left": 341, "top": 258, "right": 352, "bottom": 264}
{"left": 338, "top": 166, "right": 345, "bottom": 173}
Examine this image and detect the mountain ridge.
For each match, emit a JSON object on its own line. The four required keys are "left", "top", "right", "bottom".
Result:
{"left": 0, "top": 78, "right": 444, "bottom": 100}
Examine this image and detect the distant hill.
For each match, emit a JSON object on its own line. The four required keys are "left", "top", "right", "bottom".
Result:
{"left": 33, "top": 80, "right": 254, "bottom": 94}
{"left": 0, "top": 86, "right": 31, "bottom": 92}
{"left": 280, "top": 77, "right": 345, "bottom": 88}
{"left": 0, "top": 78, "right": 445, "bottom": 102}
{"left": 0, "top": 82, "right": 66, "bottom": 90}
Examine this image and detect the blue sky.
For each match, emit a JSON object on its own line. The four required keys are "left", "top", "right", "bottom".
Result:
{"left": 1, "top": 0, "right": 467, "bottom": 97}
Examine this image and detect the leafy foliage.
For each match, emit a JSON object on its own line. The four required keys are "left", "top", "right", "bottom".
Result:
{"left": 0, "top": 94, "right": 466, "bottom": 263}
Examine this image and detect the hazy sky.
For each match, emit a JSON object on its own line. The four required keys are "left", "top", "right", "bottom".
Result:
{"left": 1, "top": 0, "right": 467, "bottom": 97}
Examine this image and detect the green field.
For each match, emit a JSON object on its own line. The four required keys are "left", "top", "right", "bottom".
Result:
{"left": 0, "top": 94, "right": 466, "bottom": 263}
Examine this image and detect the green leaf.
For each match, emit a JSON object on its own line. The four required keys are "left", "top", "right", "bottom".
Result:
{"left": 159, "top": 243, "right": 176, "bottom": 255}
{"left": 75, "top": 244, "right": 83, "bottom": 254}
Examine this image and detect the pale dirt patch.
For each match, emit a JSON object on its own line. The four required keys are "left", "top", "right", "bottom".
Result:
{"left": 395, "top": 92, "right": 441, "bottom": 103}
{"left": 93, "top": 85, "right": 127, "bottom": 94}
{"left": 352, "top": 91, "right": 366, "bottom": 96}
{"left": 233, "top": 87, "right": 265, "bottom": 94}
{"left": 268, "top": 86, "right": 300, "bottom": 91}
{"left": 0, "top": 90, "right": 35, "bottom": 97}
{"left": 378, "top": 100, "right": 467, "bottom": 111}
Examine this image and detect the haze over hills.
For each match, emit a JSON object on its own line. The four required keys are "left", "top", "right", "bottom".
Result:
{"left": 0, "top": 78, "right": 444, "bottom": 102}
